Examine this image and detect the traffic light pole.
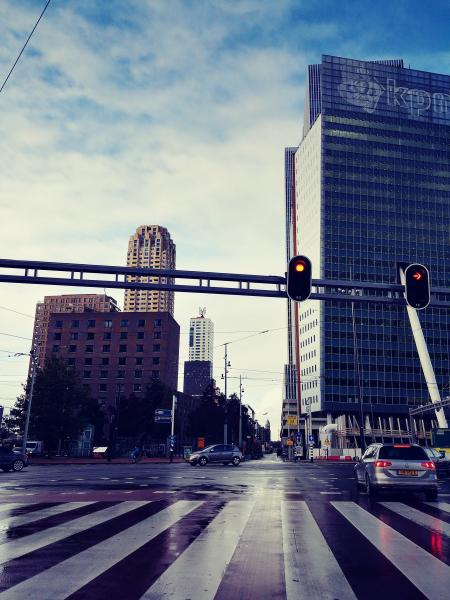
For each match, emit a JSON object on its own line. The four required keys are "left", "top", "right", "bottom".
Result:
{"left": 399, "top": 269, "right": 448, "bottom": 429}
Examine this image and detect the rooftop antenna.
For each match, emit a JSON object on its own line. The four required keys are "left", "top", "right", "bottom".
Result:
{"left": 199, "top": 307, "right": 207, "bottom": 318}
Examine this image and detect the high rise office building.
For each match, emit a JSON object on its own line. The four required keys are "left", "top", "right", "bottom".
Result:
{"left": 289, "top": 55, "right": 450, "bottom": 440}
{"left": 183, "top": 310, "right": 214, "bottom": 396}
{"left": 188, "top": 311, "right": 214, "bottom": 363}
{"left": 124, "top": 225, "right": 176, "bottom": 314}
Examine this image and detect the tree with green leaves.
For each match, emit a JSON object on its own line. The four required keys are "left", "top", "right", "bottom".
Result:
{"left": 6, "top": 358, "right": 104, "bottom": 451}
{"left": 117, "top": 378, "right": 174, "bottom": 443}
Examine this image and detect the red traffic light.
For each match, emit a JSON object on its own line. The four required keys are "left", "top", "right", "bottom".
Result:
{"left": 404, "top": 264, "right": 430, "bottom": 310}
{"left": 287, "top": 255, "right": 312, "bottom": 302}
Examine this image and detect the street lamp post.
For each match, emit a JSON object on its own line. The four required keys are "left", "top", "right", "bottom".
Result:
{"left": 21, "top": 351, "right": 38, "bottom": 456}
{"left": 239, "top": 375, "right": 244, "bottom": 450}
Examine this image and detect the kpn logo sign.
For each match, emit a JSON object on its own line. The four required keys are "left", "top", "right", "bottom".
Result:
{"left": 338, "top": 68, "right": 450, "bottom": 118}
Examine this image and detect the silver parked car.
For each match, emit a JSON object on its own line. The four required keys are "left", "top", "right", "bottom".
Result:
{"left": 354, "top": 443, "right": 438, "bottom": 500}
{"left": 189, "top": 444, "right": 242, "bottom": 467}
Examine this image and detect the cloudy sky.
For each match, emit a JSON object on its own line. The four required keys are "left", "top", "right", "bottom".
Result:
{"left": 1, "top": 0, "right": 450, "bottom": 433}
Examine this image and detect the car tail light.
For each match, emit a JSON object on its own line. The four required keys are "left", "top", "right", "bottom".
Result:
{"left": 394, "top": 444, "right": 411, "bottom": 448}
{"left": 421, "top": 461, "right": 436, "bottom": 470}
{"left": 375, "top": 460, "right": 392, "bottom": 468}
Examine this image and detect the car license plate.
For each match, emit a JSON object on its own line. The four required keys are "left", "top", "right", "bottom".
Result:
{"left": 398, "top": 469, "right": 418, "bottom": 476}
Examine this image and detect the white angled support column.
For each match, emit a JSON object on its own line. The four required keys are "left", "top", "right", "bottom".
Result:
{"left": 400, "top": 270, "right": 448, "bottom": 429}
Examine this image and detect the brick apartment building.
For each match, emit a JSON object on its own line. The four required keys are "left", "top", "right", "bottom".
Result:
{"left": 44, "top": 311, "right": 180, "bottom": 408}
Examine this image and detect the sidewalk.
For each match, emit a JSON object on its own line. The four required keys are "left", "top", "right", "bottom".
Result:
{"left": 28, "top": 456, "right": 186, "bottom": 466}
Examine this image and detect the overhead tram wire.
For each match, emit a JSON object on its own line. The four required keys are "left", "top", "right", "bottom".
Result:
{"left": 0, "top": 0, "right": 52, "bottom": 94}
{"left": 0, "top": 332, "right": 32, "bottom": 341}
{"left": 0, "top": 305, "right": 34, "bottom": 318}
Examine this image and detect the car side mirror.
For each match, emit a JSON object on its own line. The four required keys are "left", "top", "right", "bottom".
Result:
{"left": 439, "top": 451, "right": 445, "bottom": 458}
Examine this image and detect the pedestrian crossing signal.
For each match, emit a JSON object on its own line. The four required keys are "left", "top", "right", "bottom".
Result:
{"left": 404, "top": 263, "right": 430, "bottom": 310}
{"left": 287, "top": 255, "right": 312, "bottom": 302}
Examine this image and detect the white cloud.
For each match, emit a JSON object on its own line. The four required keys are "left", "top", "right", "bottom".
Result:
{"left": 1, "top": 0, "right": 321, "bottom": 432}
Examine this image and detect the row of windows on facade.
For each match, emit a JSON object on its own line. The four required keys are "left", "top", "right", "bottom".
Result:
{"left": 53, "top": 331, "right": 161, "bottom": 341}
{"left": 52, "top": 344, "right": 161, "bottom": 355}
{"left": 324, "top": 114, "right": 450, "bottom": 137}
{"left": 54, "top": 318, "right": 161, "bottom": 328}
{"left": 301, "top": 349, "right": 317, "bottom": 362}
{"left": 300, "top": 335, "right": 316, "bottom": 348}
{"left": 81, "top": 369, "right": 157, "bottom": 379}
{"left": 95, "top": 383, "right": 146, "bottom": 393}
{"left": 64, "top": 356, "right": 150, "bottom": 366}
{"left": 300, "top": 319, "right": 318, "bottom": 334}
{"left": 325, "top": 141, "right": 450, "bottom": 165}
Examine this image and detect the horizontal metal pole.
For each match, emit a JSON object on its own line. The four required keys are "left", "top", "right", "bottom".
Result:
{"left": 0, "top": 274, "right": 286, "bottom": 298}
{"left": 1, "top": 273, "right": 449, "bottom": 307}
{"left": 0, "top": 258, "right": 284, "bottom": 285}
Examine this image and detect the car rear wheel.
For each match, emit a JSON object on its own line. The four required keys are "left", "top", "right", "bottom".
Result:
{"left": 223, "top": 462, "right": 229, "bottom": 465}
{"left": 12, "top": 459, "right": 25, "bottom": 472}
{"left": 199, "top": 457, "right": 208, "bottom": 466}
{"left": 354, "top": 471, "right": 361, "bottom": 488}
{"left": 232, "top": 456, "right": 241, "bottom": 467}
{"left": 425, "top": 489, "right": 438, "bottom": 501}
{"left": 1, "top": 467, "right": 10, "bottom": 472}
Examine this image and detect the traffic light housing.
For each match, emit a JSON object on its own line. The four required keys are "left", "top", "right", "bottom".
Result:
{"left": 287, "top": 255, "right": 312, "bottom": 302}
{"left": 404, "top": 263, "right": 430, "bottom": 310}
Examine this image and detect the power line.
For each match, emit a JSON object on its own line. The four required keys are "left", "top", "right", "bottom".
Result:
{"left": 0, "top": 332, "right": 32, "bottom": 341}
{"left": 0, "top": 0, "right": 52, "bottom": 94}
{"left": 0, "top": 305, "right": 34, "bottom": 318}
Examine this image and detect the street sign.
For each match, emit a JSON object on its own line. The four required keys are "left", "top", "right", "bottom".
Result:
{"left": 155, "top": 416, "right": 171, "bottom": 423}
{"left": 155, "top": 409, "right": 172, "bottom": 416}
{"left": 155, "top": 408, "right": 172, "bottom": 424}
{"left": 295, "top": 432, "right": 302, "bottom": 443}
{"left": 308, "top": 434, "right": 314, "bottom": 442}
{"left": 287, "top": 415, "right": 298, "bottom": 426}
{"left": 197, "top": 437, "right": 205, "bottom": 449}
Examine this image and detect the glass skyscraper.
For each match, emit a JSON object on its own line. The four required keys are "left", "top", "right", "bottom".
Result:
{"left": 290, "top": 55, "right": 450, "bottom": 439}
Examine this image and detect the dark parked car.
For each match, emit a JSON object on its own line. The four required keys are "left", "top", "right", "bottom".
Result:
{"left": 189, "top": 444, "right": 242, "bottom": 466}
{"left": 0, "top": 447, "right": 28, "bottom": 472}
{"left": 424, "top": 448, "right": 450, "bottom": 479}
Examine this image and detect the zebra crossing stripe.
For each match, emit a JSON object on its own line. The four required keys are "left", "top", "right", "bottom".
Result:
{"left": 426, "top": 501, "right": 450, "bottom": 514}
{"left": 0, "top": 502, "right": 96, "bottom": 529}
{"left": 2, "top": 501, "right": 202, "bottom": 600}
{"left": 141, "top": 500, "right": 255, "bottom": 600}
{"left": 0, "top": 503, "right": 24, "bottom": 516}
{"left": 282, "top": 501, "right": 357, "bottom": 600}
{"left": 332, "top": 502, "right": 450, "bottom": 600}
{"left": 0, "top": 501, "right": 149, "bottom": 564}
{"left": 380, "top": 502, "right": 450, "bottom": 538}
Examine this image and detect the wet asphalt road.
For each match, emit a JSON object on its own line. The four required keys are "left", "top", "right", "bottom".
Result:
{"left": 0, "top": 455, "right": 450, "bottom": 599}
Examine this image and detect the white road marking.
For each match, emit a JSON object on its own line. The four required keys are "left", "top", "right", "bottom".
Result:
{"left": 282, "top": 501, "right": 356, "bottom": 600}
{"left": 426, "top": 501, "right": 450, "bottom": 513}
{"left": 320, "top": 491, "right": 342, "bottom": 495}
{"left": 3, "top": 501, "right": 202, "bottom": 600}
{"left": 332, "top": 502, "right": 450, "bottom": 599}
{"left": 381, "top": 502, "right": 450, "bottom": 538}
{"left": 0, "top": 502, "right": 95, "bottom": 529}
{"left": 0, "top": 501, "right": 149, "bottom": 564}
{"left": 0, "top": 503, "right": 24, "bottom": 516}
{"left": 142, "top": 500, "right": 255, "bottom": 600}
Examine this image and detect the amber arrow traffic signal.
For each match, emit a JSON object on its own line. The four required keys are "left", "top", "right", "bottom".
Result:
{"left": 287, "top": 255, "right": 312, "bottom": 302}
{"left": 404, "top": 263, "right": 430, "bottom": 310}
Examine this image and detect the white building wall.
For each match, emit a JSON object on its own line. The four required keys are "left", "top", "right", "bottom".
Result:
{"left": 189, "top": 317, "right": 214, "bottom": 363}
{"left": 295, "top": 115, "right": 323, "bottom": 413}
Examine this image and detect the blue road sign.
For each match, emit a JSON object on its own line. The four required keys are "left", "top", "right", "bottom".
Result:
{"left": 155, "top": 409, "right": 172, "bottom": 417}
{"left": 308, "top": 434, "right": 314, "bottom": 442}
